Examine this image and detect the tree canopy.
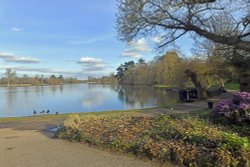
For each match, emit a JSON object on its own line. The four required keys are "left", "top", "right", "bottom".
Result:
{"left": 117, "top": 0, "right": 250, "bottom": 51}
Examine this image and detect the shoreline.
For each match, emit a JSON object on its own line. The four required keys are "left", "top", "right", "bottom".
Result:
{"left": 0, "top": 82, "right": 83, "bottom": 88}
{"left": 0, "top": 109, "right": 144, "bottom": 121}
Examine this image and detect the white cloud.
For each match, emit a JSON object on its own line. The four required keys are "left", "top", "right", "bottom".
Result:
{"left": 77, "top": 57, "right": 102, "bottom": 64}
{"left": 10, "top": 27, "right": 23, "bottom": 32}
{"left": 152, "top": 36, "right": 163, "bottom": 44}
{"left": 82, "top": 64, "right": 109, "bottom": 72}
{"left": 0, "top": 52, "right": 40, "bottom": 64}
{"left": 128, "top": 38, "right": 151, "bottom": 52}
{"left": 77, "top": 57, "right": 112, "bottom": 72}
{"left": 0, "top": 66, "right": 83, "bottom": 75}
{"left": 122, "top": 51, "right": 142, "bottom": 59}
{"left": 122, "top": 38, "right": 151, "bottom": 59}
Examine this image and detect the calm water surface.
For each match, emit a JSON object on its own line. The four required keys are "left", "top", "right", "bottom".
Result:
{"left": 0, "top": 84, "right": 179, "bottom": 117}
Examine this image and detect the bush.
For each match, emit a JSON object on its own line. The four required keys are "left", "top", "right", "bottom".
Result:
{"left": 57, "top": 113, "right": 249, "bottom": 167}
{"left": 213, "top": 92, "right": 250, "bottom": 124}
{"left": 63, "top": 114, "right": 82, "bottom": 129}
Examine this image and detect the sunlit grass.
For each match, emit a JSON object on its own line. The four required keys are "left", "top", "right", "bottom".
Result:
{"left": 0, "top": 109, "right": 141, "bottom": 122}
{"left": 224, "top": 82, "right": 240, "bottom": 90}
{"left": 153, "top": 84, "right": 173, "bottom": 88}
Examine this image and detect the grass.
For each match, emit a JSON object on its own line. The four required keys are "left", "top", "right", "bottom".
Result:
{"left": 56, "top": 109, "right": 250, "bottom": 167}
{"left": 153, "top": 84, "right": 173, "bottom": 88}
{"left": 224, "top": 82, "right": 240, "bottom": 90}
{"left": 0, "top": 109, "right": 141, "bottom": 122}
{"left": 0, "top": 114, "right": 68, "bottom": 122}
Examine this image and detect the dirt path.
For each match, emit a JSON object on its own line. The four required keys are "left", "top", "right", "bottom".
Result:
{"left": 0, "top": 128, "right": 164, "bottom": 167}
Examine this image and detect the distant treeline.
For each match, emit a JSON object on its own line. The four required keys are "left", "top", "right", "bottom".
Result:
{"left": 0, "top": 69, "right": 82, "bottom": 87}
{"left": 86, "top": 74, "right": 117, "bottom": 84}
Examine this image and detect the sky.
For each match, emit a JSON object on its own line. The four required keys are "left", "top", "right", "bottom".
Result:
{"left": 0, "top": 0, "right": 194, "bottom": 79}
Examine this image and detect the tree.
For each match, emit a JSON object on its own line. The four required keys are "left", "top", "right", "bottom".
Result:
{"left": 156, "top": 52, "right": 184, "bottom": 86}
{"left": 117, "top": 0, "right": 250, "bottom": 92}
{"left": 115, "top": 61, "right": 135, "bottom": 83}
{"left": 115, "top": 64, "right": 125, "bottom": 81}
{"left": 117, "top": 0, "right": 250, "bottom": 51}
{"left": 137, "top": 58, "right": 146, "bottom": 65}
{"left": 5, "top": 68, "right": 16, "bottom": 87}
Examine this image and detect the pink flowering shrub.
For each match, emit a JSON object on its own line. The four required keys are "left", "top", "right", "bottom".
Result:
{"left": 213, "top": 92, "right": 250, "bottom": 124}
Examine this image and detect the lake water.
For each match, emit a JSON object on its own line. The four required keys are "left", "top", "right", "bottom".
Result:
{"left": 0, "top": 84, "right": 179, "bottom": 117}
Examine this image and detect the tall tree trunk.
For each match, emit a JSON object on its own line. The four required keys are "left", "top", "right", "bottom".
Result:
{"left": 185, "top": 69, "right": 207, "bottom": 99}
{"left": 219, "top": 78, "right": 225, "bottom": 88}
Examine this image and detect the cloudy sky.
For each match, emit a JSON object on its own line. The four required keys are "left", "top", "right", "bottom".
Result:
{"left": 0, "top": 0, "right": 193, "bottom": 79}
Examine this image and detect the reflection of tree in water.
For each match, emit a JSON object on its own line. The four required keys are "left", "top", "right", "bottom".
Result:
{"left": 81, "top": 87, "right": 110, "bottom": 109}
{"left": 50, "top": 85, "right": 57, "bottom": 93}
{"left": 88, "top": 83, "right": 111, "bottom": 89}
{"left": 114, "top": 85, "right": 179, "bottom": 108}
{"left": 5, "top": 88, "right": 17, "bottom": 115}
{"left": 59, "top": 85, "right": 63, "bottom": 93}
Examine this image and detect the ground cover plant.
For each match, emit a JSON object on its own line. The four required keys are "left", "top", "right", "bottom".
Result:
{"left": 56, "top": 111, "right": 249, "bottom": 167}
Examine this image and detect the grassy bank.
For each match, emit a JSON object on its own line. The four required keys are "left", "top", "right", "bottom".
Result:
{"left": 56, "top": 109, "right": 250, "bottom": 167}
{"left": 0, "top": 114, "right": 68, "bottom": 122}
{"left": 0, "top": 109, "right": 142, "bottom": 122}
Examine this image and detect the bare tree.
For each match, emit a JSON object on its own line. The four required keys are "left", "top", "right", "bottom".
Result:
{"left": 5, "top": 68, "right": 16, "bottom": 87}
{"left": 117, "top": 0, "right": 250, "bottom": 52}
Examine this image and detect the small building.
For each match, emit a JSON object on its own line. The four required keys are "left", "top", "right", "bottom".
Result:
{"left": 179, "top": 88, "right": 198, "bottom": 102}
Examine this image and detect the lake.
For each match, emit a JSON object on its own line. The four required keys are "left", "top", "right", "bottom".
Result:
{"left": 0, "top": 84, "right": 179, "bottom": 117}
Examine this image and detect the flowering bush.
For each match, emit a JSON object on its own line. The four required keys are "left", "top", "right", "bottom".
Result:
{"left": 213, "top": 92, "right": 250, "bottom": 124}
{"left": 233, "top": 92, "right": 250, "bottom": 104}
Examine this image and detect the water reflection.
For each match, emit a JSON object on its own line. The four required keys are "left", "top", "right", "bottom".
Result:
{"left": 114, "top": 85, "right": 179, "bottom": 108}
{"left": 0, "top": 84, "right": 179, "bottom": 117}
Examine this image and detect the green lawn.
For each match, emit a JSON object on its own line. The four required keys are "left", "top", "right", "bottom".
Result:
{"left": 153, "top": 84, "right": 173, "bottom": 88}
{"left": 224, "top": 82, "right": 240, "bottom": 90}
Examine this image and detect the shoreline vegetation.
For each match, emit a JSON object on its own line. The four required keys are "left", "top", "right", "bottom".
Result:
{"left": 0, "top": 69, "right": 82, "bottom": 88}
{"left": 0, "top": 82, "right": 83, "bottom": 88}
{"left": 0, "top": 82, "right": 240, "bottom": 92}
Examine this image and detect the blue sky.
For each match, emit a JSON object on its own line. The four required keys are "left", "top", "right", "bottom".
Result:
{"left": 0, "top": 0, "right": 193, "bottom": 79}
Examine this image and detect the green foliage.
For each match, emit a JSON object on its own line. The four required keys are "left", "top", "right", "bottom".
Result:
{"left": 153, "top": 84, "right": 173, "bottom": 88}
{"left": 225, "top": 82, "right": 240, "bottom": 90}
{"left": 57, "top": 112, "right": 250, "bottom": 167}
{"left": 221, "top": 132, "right": 249, "bottom": 151}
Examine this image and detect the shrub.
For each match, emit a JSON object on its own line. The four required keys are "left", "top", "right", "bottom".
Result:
{"left": 63, "top": 114, "right": 82, "bottom": 129}
{"left": 213, "top": 92, "right": 250, "bottom": 124}
{"left": 57, "top": 113, "right": 249, "bottom": 167}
